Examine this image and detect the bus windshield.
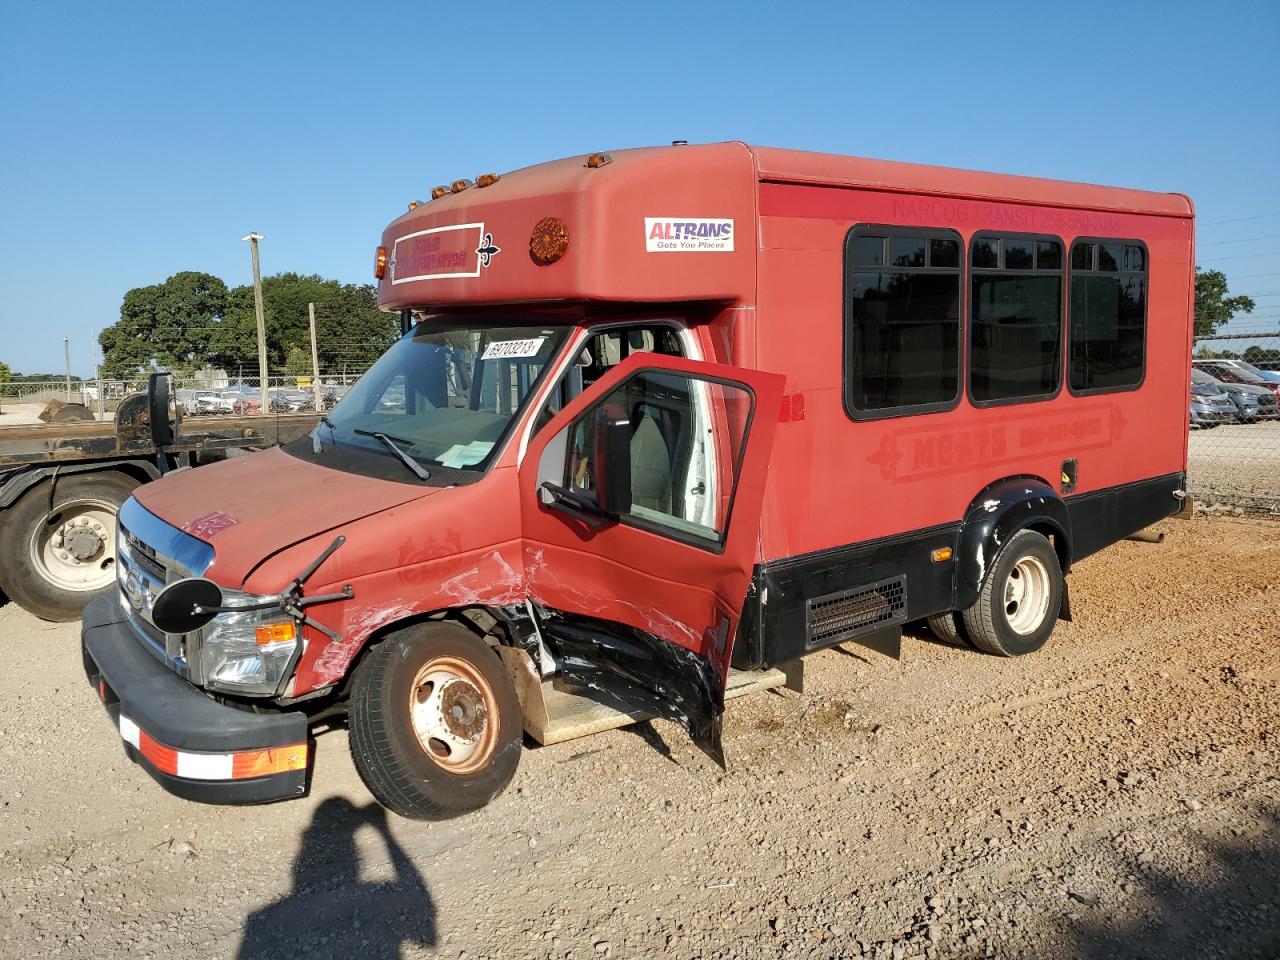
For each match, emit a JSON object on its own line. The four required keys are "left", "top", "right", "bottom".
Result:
{"left": 312, "top": 321, "right": 570, "bottom": 479}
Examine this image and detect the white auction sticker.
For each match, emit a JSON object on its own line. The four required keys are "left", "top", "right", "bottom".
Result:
{"left": 481, "top": 337, "right": 546, "bottom": 360}
{"left": 645, "top": 217, "right": 735, "bottom": 252}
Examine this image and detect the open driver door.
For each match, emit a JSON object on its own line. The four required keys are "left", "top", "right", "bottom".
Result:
{"left": 518, "top": 353, "right": 784, "bottom": 764}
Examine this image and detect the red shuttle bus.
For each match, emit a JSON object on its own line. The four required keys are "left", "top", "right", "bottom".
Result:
{"left": 82, "top": 143, "right": 1194, "bottom": 818}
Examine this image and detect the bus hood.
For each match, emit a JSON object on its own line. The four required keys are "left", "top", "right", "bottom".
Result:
{"left": 132, "top": 447, "right": 436, "bottom": 586}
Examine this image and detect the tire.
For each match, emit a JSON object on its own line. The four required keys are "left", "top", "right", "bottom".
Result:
{"left": 349, "top": 621, "right": 522, "bottom": 820}
{"left": 961, "top": 529, "right": 1063, "bottom": 657}
{"left": 926, "top": 611, "right": 971, "bottom": 648}
{"left": 0, "top": 471, "right": 139, "bottom": 621}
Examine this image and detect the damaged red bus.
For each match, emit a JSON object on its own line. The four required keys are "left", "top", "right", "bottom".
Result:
{"left": 82, "top": 142, "right": 1195, "bottom": 818}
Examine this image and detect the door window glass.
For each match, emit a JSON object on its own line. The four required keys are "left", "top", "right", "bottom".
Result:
{"left": 565, "top": 369, "right": 753, "bottom": 546}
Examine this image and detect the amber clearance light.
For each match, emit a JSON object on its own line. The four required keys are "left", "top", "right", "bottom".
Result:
{"left": 529, "top": 217, "right": 569, "bottom": 266}
{"left": 374, "top": 245, "right": 389, "bottom": 280}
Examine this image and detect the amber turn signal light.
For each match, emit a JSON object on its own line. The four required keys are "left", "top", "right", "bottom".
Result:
{"left": 930, "top": 547, "right": 953, "bottom": 563}
{"left": 530, "top": 217, "right": 569, "bottom": 265}
{"left": 430, "top": 185, "right": 449, "bottom": 200}
{"left": 255, "top": 621, "right": 297, "bottom": 646}
{"left": 374, "top": 245, "right": 389, "bottom": 280}
{"left": 476, "top": 173, "right": 501, "bottom": 188}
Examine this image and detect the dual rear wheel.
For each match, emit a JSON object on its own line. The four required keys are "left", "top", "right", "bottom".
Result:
{"left": 927, "top": 529, "right": 1063, "bottom": 657}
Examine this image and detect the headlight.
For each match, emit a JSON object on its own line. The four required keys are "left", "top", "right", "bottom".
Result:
{"left": 199, "top": 592, "right": 300, "bottom": 696}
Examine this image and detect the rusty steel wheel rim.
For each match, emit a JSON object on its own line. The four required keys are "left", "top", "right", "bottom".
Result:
{"left": 408, "top": 656, "right": 499, "bottom": 775}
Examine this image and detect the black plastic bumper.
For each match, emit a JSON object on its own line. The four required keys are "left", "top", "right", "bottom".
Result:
{"left": 81, "top": 595, "right": 311, "bottom": 805}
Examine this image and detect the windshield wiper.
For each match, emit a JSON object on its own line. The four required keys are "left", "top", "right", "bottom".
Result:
{"left": 354, "top": 429, "right": 430, "bottom": 480}
{"left": 312, "top": 414, "right": 338, "bottom": 454}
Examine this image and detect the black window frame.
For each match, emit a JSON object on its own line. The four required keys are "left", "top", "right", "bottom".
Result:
{"left": 966, "top": 230, "right": 1066, "bottom": 409}
{"left": 560, "top": 366, "right": 758, "bottom": 556}
{"left": 1067, "top": 236, "right": 1150, "bottom": 397}
{"left": 842, "top": 223, "right": 965, "bottom": 422}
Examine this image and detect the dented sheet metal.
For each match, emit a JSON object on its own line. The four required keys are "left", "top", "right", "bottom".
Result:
{"left": 530, "top": 602, "right": 727, "bottom": 766}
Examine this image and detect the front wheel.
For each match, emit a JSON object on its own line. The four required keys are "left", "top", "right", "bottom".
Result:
{"left": 0, "top": 471, "right": 139, "bottom": 621}
{"left": 349, "top": 621, "right": 522, "bottom": 820}
{"left": 961, "top": 529, "right": 1063, "bottom": 657}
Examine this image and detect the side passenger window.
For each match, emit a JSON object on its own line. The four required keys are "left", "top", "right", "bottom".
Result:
{"left": 969, "top": 234, "right": 1064, "bottom": 403}
{"left": 844, "top": 227, "right": 962, "bottom": 419}
{"left": 1069, "top": 240, "right": 1147, "bottom": 392}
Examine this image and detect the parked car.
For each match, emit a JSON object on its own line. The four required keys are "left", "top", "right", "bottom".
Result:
{"left": 1193, "top": 368, "right": 1280, "bottom": 422}
{"left": 190, "top": 390, "right": 235, "bottom": 416}
{"left": 270, "top": 389, "right": 314, "bottom": 413}
{"left": 1196, "top": 357, "right": 1280, "bottom": 385}
{"left": 1189, "top": 372, "right": 1237, "bottom": 428}
{"left": 1193, "top": 359, "right": 1280, "bottom": 402}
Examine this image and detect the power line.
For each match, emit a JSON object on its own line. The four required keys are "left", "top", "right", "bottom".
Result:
{"left": 1200, "top": 250, "right": 1280, "bottom": 262}
{"left": 1201, "top": 210, "right": 1280, "bottom": 226}
{"left": 1200, "top": 233, "right": 1280, "bottom": 247}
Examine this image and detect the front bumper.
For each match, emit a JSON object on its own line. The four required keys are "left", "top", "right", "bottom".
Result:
{"left": 82, "top": 596, "right": 311, "bottom": 805}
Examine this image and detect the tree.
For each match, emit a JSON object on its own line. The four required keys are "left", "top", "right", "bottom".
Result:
{"left": 283, "top": 345, "right": 313, "bottom": 378}
{"left": 99, "top": 272, "right": 229, "bottom": 377}
{"left": 212, "top": 274, "right": 397, "bottom": 375}
{"left": 1194, "top": 268, "right": 1254, "bottom": 339}
{"left": 0, "top": 361, "right": 10, "bottom": 386}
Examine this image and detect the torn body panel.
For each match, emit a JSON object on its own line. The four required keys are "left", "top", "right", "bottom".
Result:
{"left": 530, "top": 600, "right": 727, "bottom": 765}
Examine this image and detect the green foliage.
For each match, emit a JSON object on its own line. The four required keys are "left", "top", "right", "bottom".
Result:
{"left": 1194, "top": 268, "right": 1254, "bottom": 339}
{"left": 99, "top": 272, "right": 229, "bottom": 377}
{"left": 283, "top": 345, "right": 313, "bottom": 378}
{"left": 0, "top": 361, "right": 10, "bottom": 385}
{"left": 100, "top": 271, "right": 397, "bottom": 378}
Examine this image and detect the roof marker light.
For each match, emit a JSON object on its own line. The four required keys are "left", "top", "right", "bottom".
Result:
{"left": 450, "top": 179, "right": 473, "bottom": 194}
{"left": 476, "top": 173, "right": 501, "bottom": 187}
{"left": 430, "top": 185, "right": 449, "bottom": 200}
{"left": 585, "top": 152, "right": 613, "bottom": 168}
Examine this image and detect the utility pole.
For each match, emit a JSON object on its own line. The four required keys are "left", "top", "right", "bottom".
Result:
{"left": 242, "top": 232, "right": 268, "bottom": 415}
{"left": 308, "top": 302, "right": 322, "bottom": 412}
{"left": 63, "top": 337, "right": 72, "bottom": 402}
{"left": 91, "top": 328, "right": 105, "bottom": 420}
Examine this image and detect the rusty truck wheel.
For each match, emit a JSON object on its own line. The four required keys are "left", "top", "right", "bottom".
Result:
{"left": 349, "top": 621, "right": 522, "bottom": 820}
{"left": 0, "top": 471, "right": 138, "bottom": 621}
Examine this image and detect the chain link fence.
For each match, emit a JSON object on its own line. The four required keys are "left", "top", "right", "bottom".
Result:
{"left": 1188, "top": 332, "right": 1280, "bottom": 515}
{"left": 0, "top": 369, "right": 371, "bottom": 422}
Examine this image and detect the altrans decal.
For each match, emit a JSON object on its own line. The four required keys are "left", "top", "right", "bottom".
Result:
{"left": 645, "top": 217, "right": 734, "bottom": 252}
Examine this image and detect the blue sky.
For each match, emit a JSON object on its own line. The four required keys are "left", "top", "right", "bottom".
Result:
{"left": 1, "top": 0, "right": 1277, "bottom": 375}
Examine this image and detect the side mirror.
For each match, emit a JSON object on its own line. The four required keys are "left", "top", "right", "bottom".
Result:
{"left": 593, "top": 404, "right": 632, "bottom": 516}
{"left": 151, "top": 578, "right": 225, "bottom": 634}
{"left": 147, "top": 372, "right": 176, "bottom": 447}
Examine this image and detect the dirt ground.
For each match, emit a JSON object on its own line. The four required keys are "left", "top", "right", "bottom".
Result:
{"left": 1, "top": 515, "right": 1277, "bottom": 960}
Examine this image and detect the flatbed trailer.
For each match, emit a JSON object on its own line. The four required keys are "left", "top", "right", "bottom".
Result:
{"left": 0, "top": 376, "right": 319, "bottom": 620}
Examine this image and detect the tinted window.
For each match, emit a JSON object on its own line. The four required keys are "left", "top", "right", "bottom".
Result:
{"left": 969, "top": 234, "right": 1063, "bottom": 403}
{"left": 1069, "top": 239, "right": 1147, "bottom": 392}
{"left": 845, "top": 227, "right": 961, "bottom": 417}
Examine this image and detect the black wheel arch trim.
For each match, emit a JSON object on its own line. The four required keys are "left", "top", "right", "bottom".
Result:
{"left": 954, "top": 476, "right": 1070, "bottom": 611}
{"left": 0, "top": 459, "right": 160, "bottom": 510}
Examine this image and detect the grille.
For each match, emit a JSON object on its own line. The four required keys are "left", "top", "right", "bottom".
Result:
{"left": 120, "top": 522, "right": 168, "bottom": 582}
{"left": 806, "top": 576, "right": 907, "bottom": 648}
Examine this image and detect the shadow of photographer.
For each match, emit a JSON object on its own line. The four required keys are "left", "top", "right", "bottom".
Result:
{"left": 237, "top": 797, "right": 436, "bottom": 959}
